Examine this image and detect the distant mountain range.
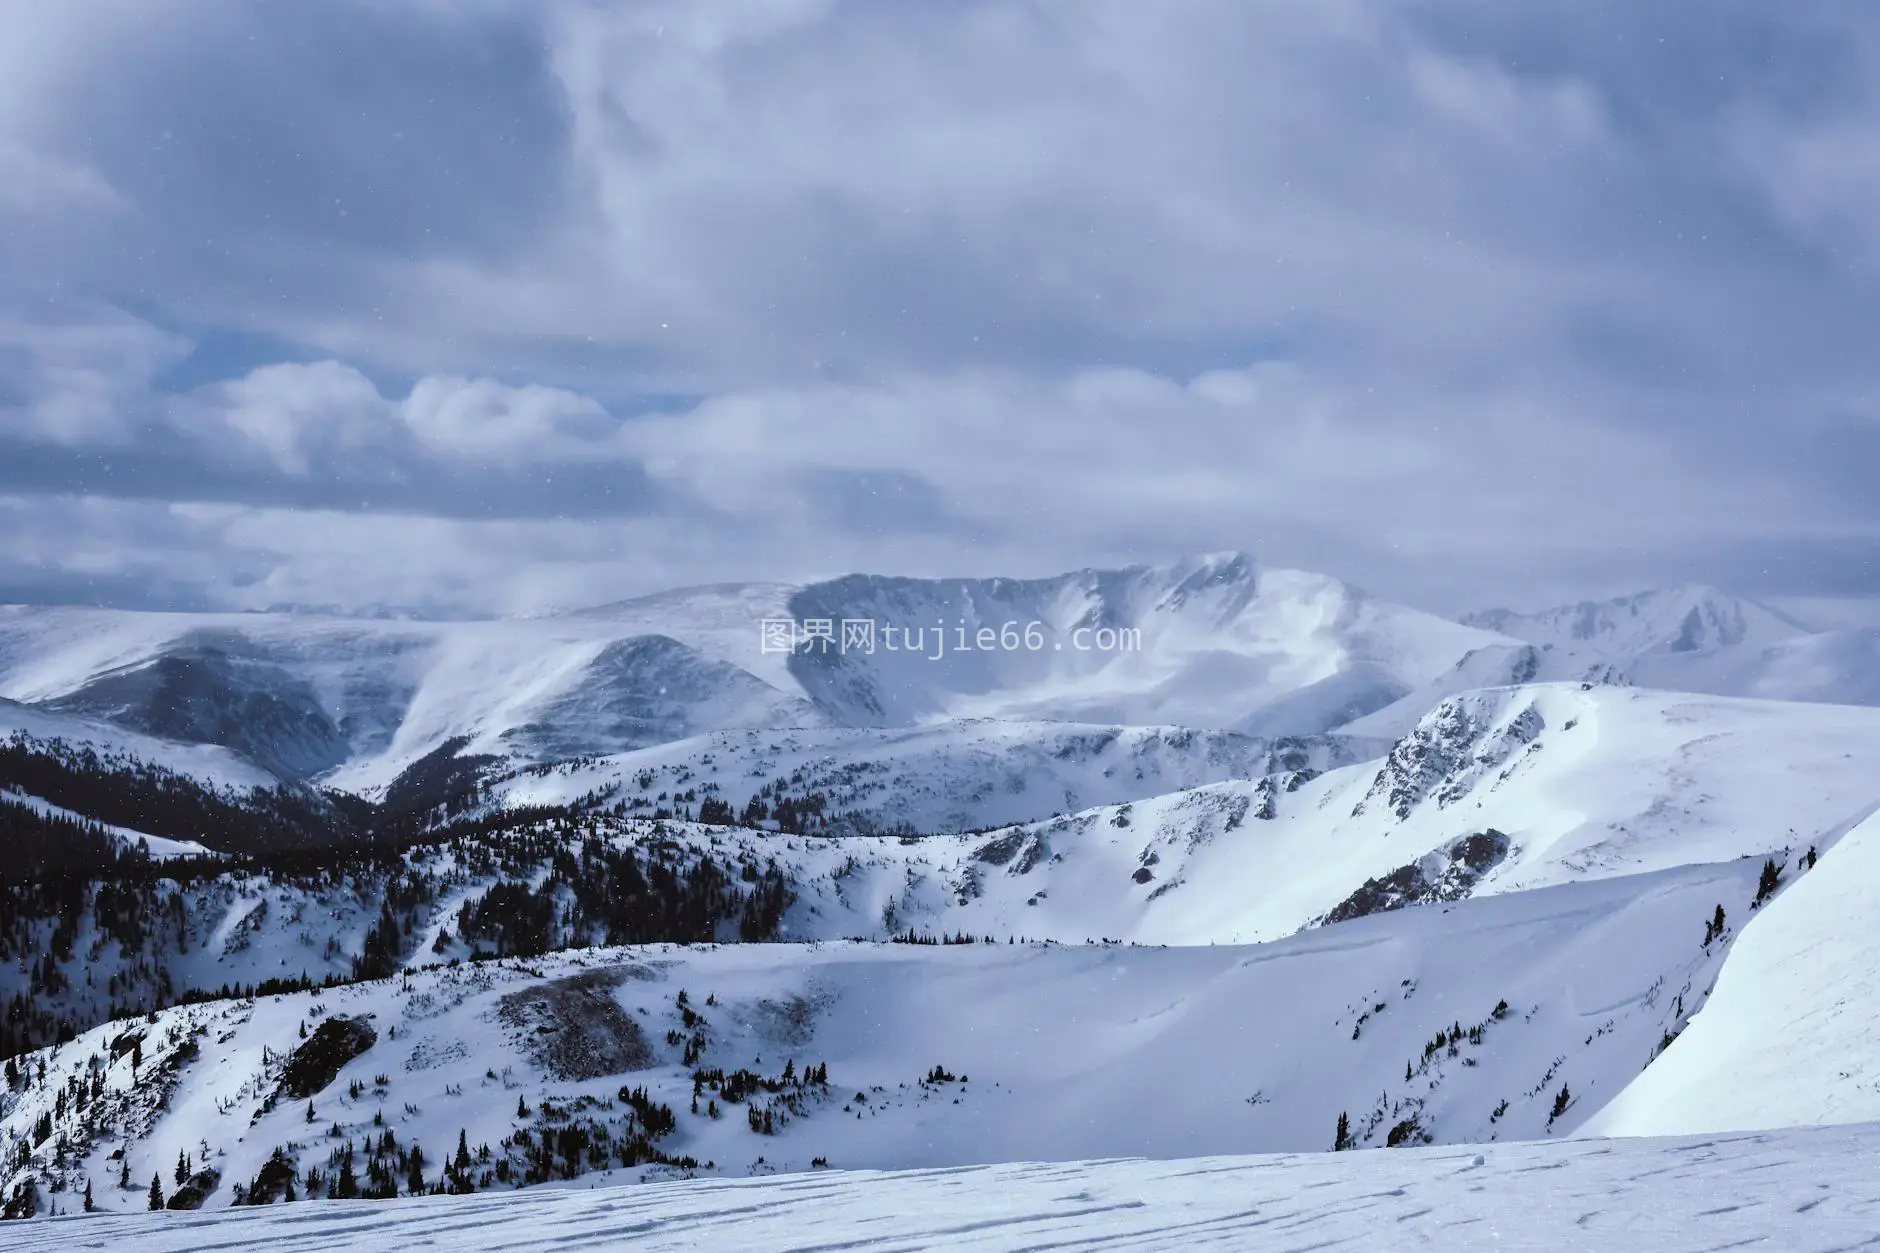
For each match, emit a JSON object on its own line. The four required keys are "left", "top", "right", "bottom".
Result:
{"left": 11, "top": 558, "right": 1871, "bottom": 803}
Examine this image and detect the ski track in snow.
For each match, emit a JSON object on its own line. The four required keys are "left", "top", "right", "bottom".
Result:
{"left": 10, "top": 1122, "right": 1880, "bottom": 1251}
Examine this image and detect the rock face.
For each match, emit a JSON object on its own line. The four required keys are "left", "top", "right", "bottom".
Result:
{"left": 1355, "top": 697, "right": 1544, "bottom": 820}
{"left": 279, "top": 1015, "right": 379, "bottom": 1099}
{"left": 498, "top": 969, "right": 656, "bottom": 1080}
{"left": 48, "top": 645, "right": 351, "bottom": 780}
{"left": 1318, "top": 829, "right": 1513, "bottom": 926}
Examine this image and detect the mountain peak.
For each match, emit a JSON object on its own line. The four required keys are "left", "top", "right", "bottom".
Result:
{"left": 1462, "top": 585, "right": 1812, "bottom": 658}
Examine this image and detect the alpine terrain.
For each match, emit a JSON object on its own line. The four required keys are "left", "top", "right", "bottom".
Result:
{"left": 2, "top": 558, "right": 1878, "bottom": 1249}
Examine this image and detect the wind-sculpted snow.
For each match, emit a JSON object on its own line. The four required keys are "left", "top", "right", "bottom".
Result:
{"left": 1586, "top": 804, "right": 1880, "bottom": 1138}
{"left": 10, "top": 1123, "right": 1880, "bottom": 1251}
{"left": 0, "top": 556, "right": 1514, "bottom": 790}
{"left": 784, "top": 554, "right": 1505, "bottom": 732}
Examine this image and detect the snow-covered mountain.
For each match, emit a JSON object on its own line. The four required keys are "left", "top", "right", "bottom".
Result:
{"left": 16, "top": 1121, "right": 1872, "bottom": 1251}
{"left": 490, "top": 718, "right": 1367, "bottom": 837}
{"left": 1348, "top": 586, "right": 1880, "bottom": 740}
{"left": 0, "top": 555, "right": 1510, "bottom": 804}
{"left": 0, "top": 851, "right": 1786, "bottom": 1215}
{"left": 783, "top": 554, "right": 1503, "bottom": 733}
{"left": 1463, "top": 584, "right": 1812, "bottom": 661}
{"left": 8, "top": 564, "right": 1880, "bottom": 1238}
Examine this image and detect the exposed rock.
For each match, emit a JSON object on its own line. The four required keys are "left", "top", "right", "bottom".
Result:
{"left": 1319, "top": 829, "right": 1512, "bottom": 926}
{"left": 279, "top": 1015, "right": 378, "bottom": 1099}
{"left": 497, "top": 969, "right": 655, "bottom": 1080}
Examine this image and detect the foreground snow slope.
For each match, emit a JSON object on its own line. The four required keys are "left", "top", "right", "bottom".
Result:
{"left": 0, "top": 853, "right": 1777, "bottom": 1214}
{"left": 1585, "top": 805, "right": 1880, "bottom": 1138}
{"left": 12, "top": 1121, "right": 1880, "bottom": 1252}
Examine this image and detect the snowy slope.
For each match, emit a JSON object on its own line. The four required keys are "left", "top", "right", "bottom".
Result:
{"left": 1632, "top": 627, "right": 1880, "bottom": 708}
{"left": 786, "top": 554, "right": 1509, "bottom": 732}
{"left": 0, "top": 853, "right": 1777, "bottom": 1218}
{"left": 1357, "top": 626, "right": 1880, "bottom": 744}
{"left": 492, "top": 719, "right": 1367, "bottom": 836}
{"left": 8, "top": 681, "right": 1877, "bottom": 1038}
{"left": 11, "top": 1121, "right": 1878, "bottom": 1251}
{"left": 0, "top": 697, "right": 276, "bottom": 792}
{"left": 0, "top": 606, "right": 820, "bottom": 790}
{"left": 0, "top": 556, "right": 1510, "bottom": 790}
{"left": 1583, "top": 805, "right": 1880, "bottom": 1138}
{"left": 883, "top": 683, "right": 1880, "bottom": 945}
{"left": 1463, "top": 585, "right": 1811, "bottom": 661}
{"left": 0, "top": 790, "right": 213, "bottom": 860}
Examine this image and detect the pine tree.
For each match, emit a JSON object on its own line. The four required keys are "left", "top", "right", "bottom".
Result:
{"left": 1550, "top": 1084, "right": 1572, "bottom": 1120}
{"left": 119, "top": 1158, "right": 131, "bottom": 1191}
{"left": 83, "top": 1180, "right": 94, "bottom": 1213}
{"left": 517, "top": 1094, "right": 530, "bottom": 1119}
{"left": 1754, "top": 858, "right": 1781, "bottom": 905}
{"left": 1333, "top": 1110, "right": 1353, "bottom": 1151}
{"left": 148, "top": 1174, "right": 164, "bottom": 1211}
{"left": 454, "top": 1130, "right": 471, "bottom": 1174}
{"left": 176, "top": 1149, "right": 190, "bottom": 1186}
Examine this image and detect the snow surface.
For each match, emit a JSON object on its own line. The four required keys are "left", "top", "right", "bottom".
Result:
{"left": 492, "top": 718, "right": 1366, "bottom": 837}
{"left": 0, "top": 697, "right": 276, "bottom": 792}
{"left": 0, "top": 790, "right": 213, "bottom": 860}
{"left": 1584, "top": 804, "right": 1880, "bottom": 1138}
{"left": 783, "top": 555, "right": 1507, "bottom": 732}
{"left": 1463, "top": 585, "right": 1811, "bottom": 660}
{"left": 895, "top": 683, "right": 1880, "bottom": 945}
{"left": 0, "top": 850, "right": 1791, "bottom": 1215}
{"left": 12, "top": 1121, "right": 1880, "bottom": 1251}
{"left": 0, "top": 556, "right": 1516, "bottom": 788}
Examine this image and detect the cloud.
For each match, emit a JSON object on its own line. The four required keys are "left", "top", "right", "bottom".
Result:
{"left": 0, "top": 306, "right": 189, "bottom": 443}
{"left": 0, "top": 1, "right": 1878, "bottom": 615}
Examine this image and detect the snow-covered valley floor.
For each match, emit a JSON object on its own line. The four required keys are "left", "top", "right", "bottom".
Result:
{"left": 11, "top": 1121, "right": 1880, "bottom": 1252}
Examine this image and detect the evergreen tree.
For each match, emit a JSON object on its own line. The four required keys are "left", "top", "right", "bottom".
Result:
{"left": 1550, "top": 1084, "right": 1572, "bottom": 1120}
{"left": 1754, "top": 858, "right": 1782, "bottom": 905}
{"left": 1333, "top": 1110, "right": 1353, "bottom": 1152}
{"left": 83, "top": 1179, "right": 94, "bottom": 1212}
{"left": 148, "top": 1174, "right": 164, "bottom": 1211}
{"left": 176, "top": 1149, "right": 190, "bottom": 1185}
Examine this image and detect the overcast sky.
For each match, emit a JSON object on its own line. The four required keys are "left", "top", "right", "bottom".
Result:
{"left": 3, "top": 0, "right": 1878, "bottom": 618}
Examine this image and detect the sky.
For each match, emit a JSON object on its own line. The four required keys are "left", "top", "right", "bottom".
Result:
{"left": 2, "top": 0, "right": 1879, "bottom": 619}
